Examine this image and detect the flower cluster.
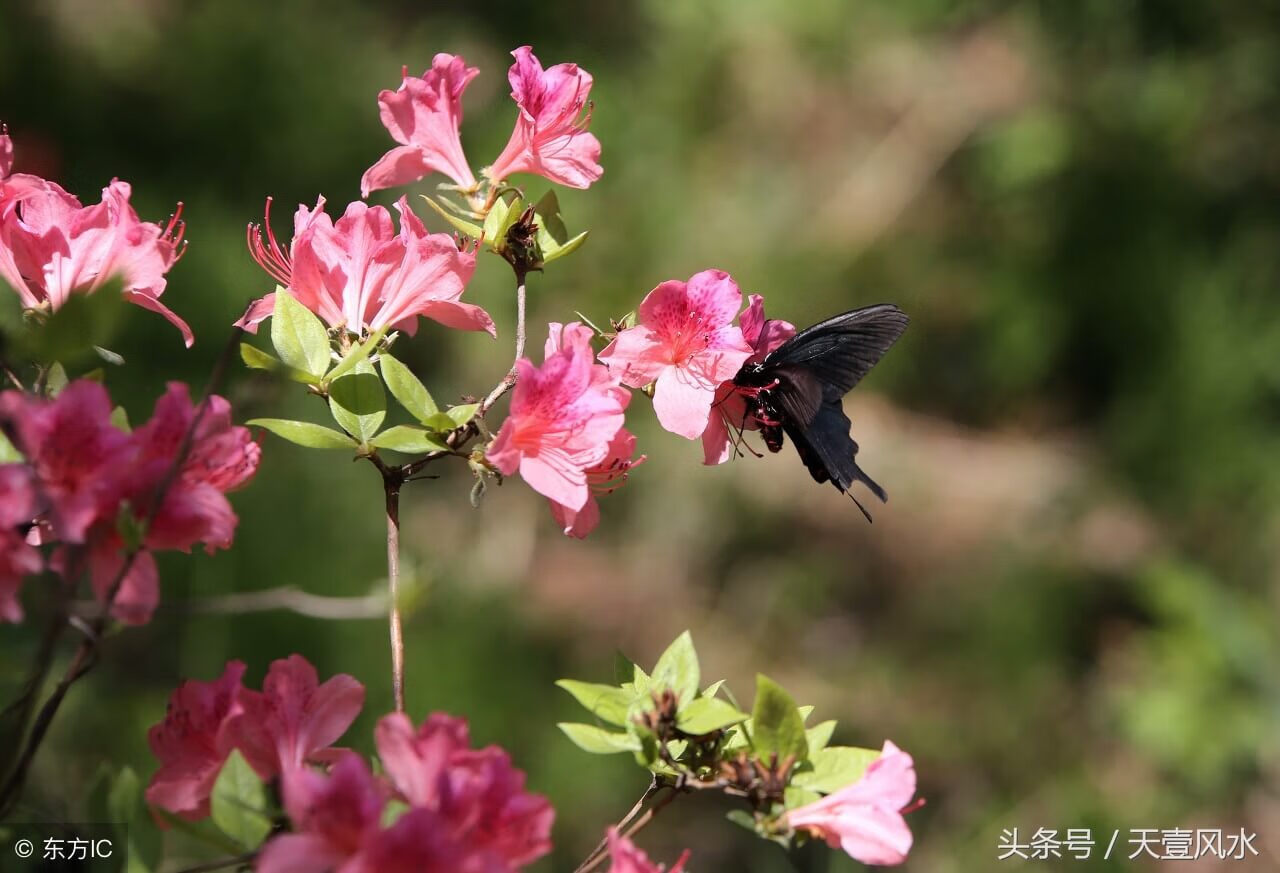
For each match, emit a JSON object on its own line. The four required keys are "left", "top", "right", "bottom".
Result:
{"left": 0, "top": 380, "right": 260, "bottom": 623}
{"left": 362, "top": 46, "right": 602, "bottom": 197}
{"left": 0, "top": 127, "right": 191, "bottom": 345}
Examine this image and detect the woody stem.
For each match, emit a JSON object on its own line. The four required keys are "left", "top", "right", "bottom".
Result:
{"left": 480, "top": 270, "right": 528, "bottom": 415}
{"left": 382, "top": 466, "right": 406, "bottom": 713}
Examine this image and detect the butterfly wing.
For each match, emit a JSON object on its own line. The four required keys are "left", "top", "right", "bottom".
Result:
{"left": 766, "top": 304, "right": 909, "bottom": 402}
{"left": 783, "top": 400, "right": 888, "bottom": 502}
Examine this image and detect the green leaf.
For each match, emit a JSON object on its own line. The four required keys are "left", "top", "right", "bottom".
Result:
{"left": 107, "top": 767, "right": 161, "bottom": 873}
{"left": 380, "top": 353, "right": 438, "bottom": 422}
{"left": 45, "top": 362, "right": 68, "bottom": 396}
{"left": 650, "top": 630, "right": 699, "bottom": 706}
{"left": 421, "top": 412, "right": 458, "bottom": 432}
{"left": 270, "top": 287, "right": 330, "bottom": 381}
{"left": 446, "top": 402, "right": 479, "bottom": 427}
{"left": 0, "top": 432, "right": 21, "bottom": 463}
{"left": 676, "top": 696, "right": 749, "bottom": 734}
{"left": 533, "top": 190, "right": 569, "bottom": 244}
{"left": 110, "top": 406, "right": 131, "bottom": 432}
{"left": 702, "top": 679, "right": 726, "bottom": 699}
{"left": 784, "top": 785, "right": 823, "bottom": 810}
{"left": 750, "top": 674, "right": 809, "bottom": 764}
{"left": 328, "top": 361, "right": 386, "bottom": 442}
{"left": 17, "top": 283, "right": 127, "bottom": 364}
{"left": 240, "top": 342, "right": 279, "bottom": 371}
{"left": 326, "top": 328, "right": 386, "bottom": 384}
{"left": 792, "top": 746, "right": 880, "bottom": 794}
{"left": 210, "top": 750, "right": 272, "bottom": 849}
{"left": 369, "top": 426, "right": 449, "bottom": 454}
{"left": 806, "top": 719, "right": 837, "bottom": 754}
{"left": 614, "top": 651, "right": 638, "bottom": 686}
{"left": 422, "top": 195, "right": 483, "bottom": 238}
{"left": 381, "top": 799, "right": 410, "bottom": 828}
{"left": 106, "top": 766, "right": 141, "bottom": 824}
{"left": 556, "top": 680, "right": 632, "bottom": 726}
{"left": 632, "top": 661, "right": 651, "bottom": 696}
{"left": 94, "top": 345, "right": 125, "bottom": 366}
{"left": 483, "top": 194, "right": 522, "bottom": 246}
{"left": 248, "top": 418, "right": 357, "bottom": 450}
{"left": 726, "top": 809, "right": 760, "bottom": 833}
{"left": 558, "top": 722, "right": 642, "bottom": 755}
{"left": 542, "top": 229, "right": 589, "bottom": 264}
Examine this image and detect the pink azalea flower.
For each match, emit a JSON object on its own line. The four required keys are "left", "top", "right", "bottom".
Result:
{"left": 0, "top": 464, "right": 42, "bottom": 622}
{"left": 239, "top": 196, "right": 493, "bottom": 338}
{"left": 0, "top": 127, "right": 12, "bottom": 178}
{"left": 700, "top": 293, "right": 796, "bottom": 464}
{"left": 487, "top": 322, "right": 630, "bottom": 512}
{"left": 0, "top": 129, "right": 191, "bottom": 345}
{"left": 375, "top": 712, "right": 554, "bottom": 869}
{"left": 605, "top": 829, "right": 690, "bottom": 873}
{"left": 257, "top": 752, "right": 386, "bottom": 873}
{"left": 599, "top": 270, "right": 754, "bottom": 440}
{"left": 783, "top": 740, "right": 918, "bottom": 866}
{"left": 145, "top": 661, "right": 247, "bottom": 820}
{"left": 486, "top": 47, "right": 603, "bottom": 189}
{"left": 234, "top": 654, "right": 366, "bottom": 779}
{"left": 547, "top": 427, "right": 644, "bottom": 539}
{"left": 361, "top": 55, "right": 480, "bottom": 197}
{"left": 352, "top": 808, "right": 483, "bottom": 873}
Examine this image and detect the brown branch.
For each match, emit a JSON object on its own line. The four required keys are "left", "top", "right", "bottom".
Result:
{"left": 572, "top": 777, "right": 672, "bottom": 873}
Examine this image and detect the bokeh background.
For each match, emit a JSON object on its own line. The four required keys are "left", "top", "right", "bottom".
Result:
{"left": 2, "top": 1, "right": 1279, "bottom": 870}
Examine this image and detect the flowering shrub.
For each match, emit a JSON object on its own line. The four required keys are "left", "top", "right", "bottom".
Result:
{"left": 0, "top": 43, "right": 916, "bottom": 872}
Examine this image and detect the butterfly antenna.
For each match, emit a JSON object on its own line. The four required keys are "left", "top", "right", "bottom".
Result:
{"left": 846, "top": 490, "right": 874, "bottom": 524}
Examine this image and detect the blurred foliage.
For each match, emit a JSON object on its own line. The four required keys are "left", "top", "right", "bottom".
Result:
{"left": 2, "top": 0, "right": 1279, "bottom": 870}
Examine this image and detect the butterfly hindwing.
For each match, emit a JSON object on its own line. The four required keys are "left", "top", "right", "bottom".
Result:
{"left": 783, "top": 400, "right": 888, "bottom": 501}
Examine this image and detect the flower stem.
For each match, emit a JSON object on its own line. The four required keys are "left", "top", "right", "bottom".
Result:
{"left": 382, "top": 466, "right": 406, "bottom": 713}
{"left": 480, "top": 270, "right": 528, "bottom": 415}
{"left": 572, "top": 778, "right": 675, "bottom": 873}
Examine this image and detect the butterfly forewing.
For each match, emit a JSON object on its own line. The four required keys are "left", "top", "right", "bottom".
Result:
{"left": 766, "top": 304, "right": 909, "bottom": 400}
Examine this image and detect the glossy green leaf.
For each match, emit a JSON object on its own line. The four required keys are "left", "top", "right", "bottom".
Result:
{"left": 380, "top": 353, "right": 438, "bottom": 422}
{"left": 422, "top": 412, "right": 458, "bottom": 432}
{"left": 650, "top": 630, "right": 699, "bottom": 706}
{"left": 248, "top": 418, "right": 356, "bottom": 450}
{"left": 483, "top": 194, "right": 522, "bottom": 246}
{"left": 328, "top": 360, "right": 385, "bottom": 442}
{"left": 422, "top": 195, "right": 483, "bottom": 238}
{"left": 792, "top": 746, "right": 880, "bottom": 794}
{"left": 240, "top": 342, "right": 279, "bottom": 371}
{"left": 751, "top": 674, "right": 808, "bottom": 764}
{"left": 676, "top": 696, "right": 749, "bottom": 734}
{"left": 558, "top": 722, "right": 642, "bottom": 755}
{"left": 326, "top": 328, "right": 386, "bottom": 384}
{"left": 210, "top": 750, "right": 272, "bottom": 849}
{"left": 542, "top": 229, "right": 589, "bottom": 264}
{"left": 556, "top": 680, "right": 632, "bottom": 726}
{"left": 370, "top": 426, "right": 449, "bottom": 454}
{"left": 446, "top": 402, "right": 479, "bottom": 427}
{"left": 806, "top": 719, "right": 838, "bottom": 754}
{"left": 270, "top": 287, "right": 330, "bottom": 381}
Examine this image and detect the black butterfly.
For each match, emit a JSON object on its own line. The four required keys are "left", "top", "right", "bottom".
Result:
{"left": 730, "top": 304, "right": 909, "bottom": 520}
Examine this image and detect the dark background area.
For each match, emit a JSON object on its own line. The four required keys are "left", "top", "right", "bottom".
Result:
{"left": 2, "top": 0, "right": 1279, "bottom": 870}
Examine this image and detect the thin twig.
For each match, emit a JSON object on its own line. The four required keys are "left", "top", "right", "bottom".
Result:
{"left": 479, "top": 271, "right": 528, "bottom": 415}
{"left": 71, "top": 586, "right": 389, "bottom": 620}
{"left": 572, "top": 778, "right": 671, "bottom": 873}
{"left": 382, "top": 464, "right": 406, "bottom": 713}
{"left": 0, "top": 321, "right": 246, "bottom": 817}
{"left": 172, "top": 851, "right": 257, "bottom": 873}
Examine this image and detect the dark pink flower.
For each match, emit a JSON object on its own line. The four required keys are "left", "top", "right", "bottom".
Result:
{"left": 548, "top": 427, "right": 643, "bottom": 539}
{"left": 599, "top": 270, "right": 754, "bottom": 439}
{"left": 700, "top": 293, "right": 796, "bottom": 464}
{"left": 783, "top": 740, "right": 917, "bottom": 866}
{"left": 375, "top": 712, "right": 554, "bottom": 869}
{"left": 145, "top": 661, "right": 247, "bottom": 821}
{"left": 486, "top": 47, "right": 602, "bottom": 189}
{"left": 361, "top": 55, "right": 480, "bottom": 197}
{"left": 0, "top": 127, "right": 12, "bottom": 178}
{"left": 605, "top": 829, "right": 689, "bottom": 873}
{"left": 0, "top": 464, "right": 41, "bottom": 622}
{"left": 257, "top": 752, "right": 385, "bottom": 873}
{"left": 234, "top": 655, "right": 365, "bottom": 779}
{"left": 487, "top": 322, "right": 630, "bottom": 512}
{"left": 239, "top": 196, "right": 492, "bottom": 338}
{"left": 0, "top": 130, "right": 191, "bottom": 345}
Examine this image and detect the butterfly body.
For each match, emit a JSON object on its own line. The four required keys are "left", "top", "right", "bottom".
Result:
{"left": 729, "top": 304, "right": 909, "bottom": 518}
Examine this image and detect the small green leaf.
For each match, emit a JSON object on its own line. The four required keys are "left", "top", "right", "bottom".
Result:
{"left": 380, "top": 353, "right": 438, "bottom": 422}
{"left": 792, "top": 746, "right": 880, "bottom": 794}
{"left": 328, "top": 361, "right": 386, "bottom": 443}
{"left": 110, "top": 406, "right": 131, "bottom": 432}
{"left": 446, "top": 402, "right": 479, "bottom": 427}
{"left": 0, "top": 432, "right": 21, "bottom": 463}
{"left": 381, "top": 799, "right": 410, "bottom": 828}
{"left": 369, "top": 426, "right": 449, "bottom": 454}
{"left": 210, "top": 750, "right": 272, "bottom": 849}
{"left": 240, "top": 342, "right": 279, "bottom": 371}
{"left": 632, "top": 661, "right": 651, "bottom": 696}
{"left": 422, "top": 196, "right": 483, "bottom": 238}
{"left": 326, "top": 329, "right": 386, "bottom": 384}
{"left": 106, "top": 766, "right": 141, "bottom": 824}
{"left": 784, "top": 785, "right": 822, "bottom": 810}
{"left": 421, "top": 412, "right": 458, "bottom": 432}
{"left": 806, "top": 720, "right": 837, "bottom": 754}
{"left": 676, "top": 696, "right": 749, "bottom": 734}
{"left": 44, "top": 362, "right": 68, "bottom": 396}
{"left": 751, "top": 674, "right": 808, "bottom": 764}
{"left": 702, "top": 679, "right": 726, "bottom": 699}
{"left": 558, "top": 722, "right": 642, "bottom": 755}
{"left": 650, "top": 630, "right": 699, "bottom": 706}
{"left": 17, "top": 282, "right": 126, "bottom": 363}
{"left": 542, "top": 229, "right": 589, "bottom": 264}
{"left": 726, "top": 809, "right": 760, "bottom": 833}
{"left": 248, "top": 418, "right": 357, "bottom": 450}
{"left": 94, "top": 345, "right": 125, "bottom": 366}
{"left": 614, "top": 651, "right": 638, "bottom": 686}
{"left": 533, "top": 190, "right": 569, "bottom": 244}
{"left": 556, "top": 680, "right": 632, "bottom": 726}
{"left": 483, "top": 194, "right": 522, "bottom": 246}
{"left": 270, "top": 287, "right": 330, "bottom": 381}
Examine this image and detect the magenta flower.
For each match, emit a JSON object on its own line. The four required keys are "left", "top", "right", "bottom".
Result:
{"left": 548, "top": 427, "right": 644, "bottom": 539}
{"left": 239, "top": 196, "right": 493, "bottom": 338}
{"left": 234, "top": 654, "right": 365, "bottom": 779}
{"left": 783, "top": 741, "right": 918, "bottom": 866}
{"left": 700, "top": 293, "right": 796, "bottom": 464}
{"left": 486, "top": 47, "right": 603, "bottom": 189}
{"left": 375, "top": 712, "right": 554, "bottom": 869}
{"left": 361, "top": 55, "right": 480, "bottom": 197}
{"left": 0, "top": 465, "right": 41, "bottom": 622}
{"left": 0, "top": 129, "right": 191, "bottom": 345}
{"left": 599, "top": 269, "right": 754, "bottom": 440}
{"left": 257, "top": 752, "right": 386, "bottom": 873}
{"left": 605, "top": 829, "right": 690, "bottom": 873}
{"left": 145, "top": 661, "right": 247, "bottom": 821}
{"left": 487, "top": 322, "right": 630, "bottom": 512}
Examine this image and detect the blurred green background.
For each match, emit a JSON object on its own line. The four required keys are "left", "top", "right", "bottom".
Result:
{"left": 2, "top": 0, "right": 1279, "bottom": 870}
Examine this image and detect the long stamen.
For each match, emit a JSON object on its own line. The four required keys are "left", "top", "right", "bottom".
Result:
{"left": 247, "top": 196, "right": 292, "bottom": 286}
